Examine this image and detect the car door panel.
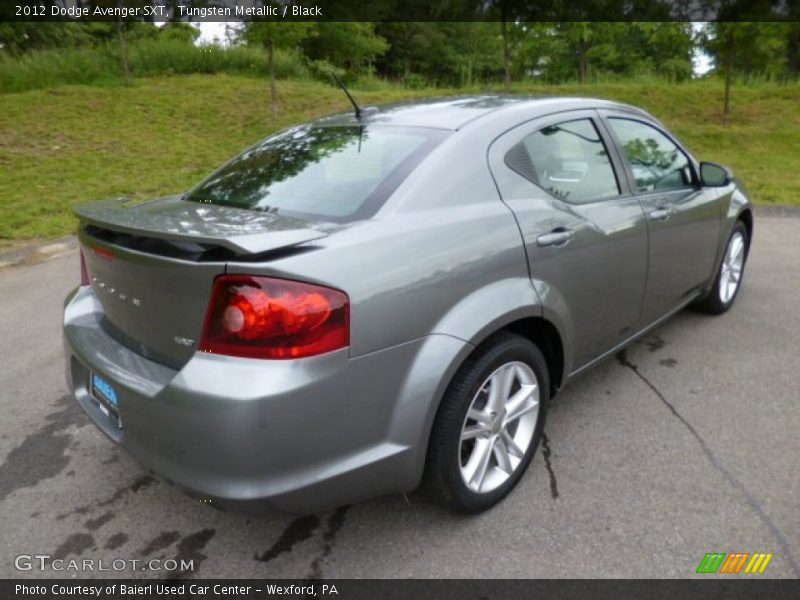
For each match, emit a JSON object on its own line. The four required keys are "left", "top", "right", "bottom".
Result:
{"left": 601, "top": 112, "right": 722, "bottom": 325}
{"left": 637, "top": 187, "right": 721, "bottom": 321}
{"left": 488, "top": 111, "right": 648, "bottom": 370}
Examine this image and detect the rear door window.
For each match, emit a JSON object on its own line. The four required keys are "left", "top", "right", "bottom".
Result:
{"left": 504, "top": 118, "right": 620, "bottom": 204}
{"left": 185, "top": 125, "right": 445, "bottom": 222}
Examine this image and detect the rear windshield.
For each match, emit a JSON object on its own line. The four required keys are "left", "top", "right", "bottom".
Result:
{"left": 185, "top": 125, "right": 446, "bottom": 222}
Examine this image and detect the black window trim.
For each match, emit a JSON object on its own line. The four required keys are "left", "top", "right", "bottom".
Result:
{"left": 499, "top": 111, "right": 635, "bottom": 206}
{"left": 599, "top": 111, "right": 701, "bottom": 196}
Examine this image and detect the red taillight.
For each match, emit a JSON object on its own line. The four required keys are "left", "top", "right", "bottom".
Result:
{"left": 199, "top": 275, "right": 349, "bottom": 359}
{"left": 80, "top": 250, "right": 90, "bottom": 286}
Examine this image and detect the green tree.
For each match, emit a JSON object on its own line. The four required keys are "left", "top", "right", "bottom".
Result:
{"left": 495, "top": 0, "right": 518, "bottom": 90}
{"left": 788, "top": 22, "right": 800, "bottom": 76}
{"left": 374, "top": 23, "right": 430, "bottom": 83}
{"left": 242, "top": 18, "right": 314, "bottom": 117}
{"left": 595, "top": 23, "right": 694, "bottom": 81}
{"left": 512, "top": 23, "right": 563, "bottom": 83}
{"left": 0, "top": 22, "right": 83, "bottom": 54}
{"left": 512, "top": 22, "right": 693, "bottom": 84}
{"left": 158, "top": 23, "right": 201, "bottom": 44}
{"left": 702, "top": 22, "right": 787, "bottom": 122}
{"left": 302, "top": 22, "right": 388, "bottom": 76}
{"left": 697, "top": 1, "right": 791, "bottom": 121}
{"left": 376, "top": 22, "right": 501, "bottom": 87}
{"left": 553, "top": 22, "right": 616, "bottom": 84}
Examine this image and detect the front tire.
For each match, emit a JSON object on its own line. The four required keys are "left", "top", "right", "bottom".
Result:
{"left": 424, "top": 332, "right": 549, "bottom": 513}
{"left": 694, "top": 221, "right": 749, "bottom": 315}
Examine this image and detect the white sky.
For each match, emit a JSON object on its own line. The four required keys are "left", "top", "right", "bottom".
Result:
{"left": 694, "top": 52, "right": 713, "bottom": 75}
{"left": 194, "top": 22, "right": 234, "bottom": 46}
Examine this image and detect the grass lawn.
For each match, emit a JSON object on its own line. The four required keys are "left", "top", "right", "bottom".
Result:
{"left": 0, "top": 74, "right": 798, "bottom": 243}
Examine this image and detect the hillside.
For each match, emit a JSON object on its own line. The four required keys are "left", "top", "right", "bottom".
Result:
{"left": 1, "top": 74, "right": 798, "bottom": 242}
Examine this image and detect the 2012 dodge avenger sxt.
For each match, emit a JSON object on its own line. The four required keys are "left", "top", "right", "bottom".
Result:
{"left": 63, "top": 96, "right": 752, "bottom": 513}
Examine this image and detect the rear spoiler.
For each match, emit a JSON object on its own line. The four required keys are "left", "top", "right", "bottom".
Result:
{"left": 74, "top": 197, "right": 328, "bottom": 256}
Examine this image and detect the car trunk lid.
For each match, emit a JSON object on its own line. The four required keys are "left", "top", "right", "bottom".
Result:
{"left": 76, "top": 196, "right": 332, "bottom": 368}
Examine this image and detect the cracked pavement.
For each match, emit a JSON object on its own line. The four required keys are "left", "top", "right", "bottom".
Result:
{"left": 1, "top": 216, "right": 797, "bottom": 579}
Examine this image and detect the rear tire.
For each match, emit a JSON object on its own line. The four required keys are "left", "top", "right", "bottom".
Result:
{"left": 424, "top": 332, "right": 549, "bottom": 513}
{"left": 694, "top": 221, "right": 749, "bottom": 315}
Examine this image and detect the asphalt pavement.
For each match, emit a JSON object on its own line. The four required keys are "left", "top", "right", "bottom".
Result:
{"left": 0, "top": 215, "right": 798, "bottom": 579}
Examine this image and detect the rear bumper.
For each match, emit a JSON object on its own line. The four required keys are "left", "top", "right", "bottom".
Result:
{"left": 63, "top": 285, "right": 469, "bottom": 514}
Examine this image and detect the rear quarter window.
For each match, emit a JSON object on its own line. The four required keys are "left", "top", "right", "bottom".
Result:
{"left": 504, "top": 118, "right": 620, "bottom": 204}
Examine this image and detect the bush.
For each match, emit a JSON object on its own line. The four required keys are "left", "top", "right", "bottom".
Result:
{"left": 0, "top": 46, "right": 119, "bottom": 93}
{"left": 306, "top": 59, "right": 348, "bottom": 84}
{"left": 403, "top": 73, "right": 429, "bottom": 90}
{"left": 129, "top": 41, "right": 308, "bottom": 79}
{"left": 0, "top": 41, "right": 310, "bottom": 94}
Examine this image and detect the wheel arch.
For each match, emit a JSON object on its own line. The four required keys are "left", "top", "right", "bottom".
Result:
{"left": 413, "top": 315, "right": 565, "bottom": 504}
{"left": 737, "top": 207, "right": 754, "bottom": 255}
{"left": 406, "top": 280, "right": 571, "bottom": 488}
{"left": 435, "top": 312, "right": 567, "bottom": 424}
{"left": 499, "top": 317, "right": 565, "bottom": 398}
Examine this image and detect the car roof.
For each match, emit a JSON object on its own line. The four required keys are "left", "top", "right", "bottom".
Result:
{"left": 311, "top": 95, "right": 651, "bottom": 131}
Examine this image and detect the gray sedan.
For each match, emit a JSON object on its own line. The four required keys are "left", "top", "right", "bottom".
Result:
{"left": 63, "top": 96, "right": 752, "bottom": 514}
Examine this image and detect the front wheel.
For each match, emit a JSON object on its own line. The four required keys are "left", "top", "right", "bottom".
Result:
{"left": 423, "top": 333, "right": 549, "bottom": 513}
{"left": 694, "top": 221, "right": 749, "bottom": 315}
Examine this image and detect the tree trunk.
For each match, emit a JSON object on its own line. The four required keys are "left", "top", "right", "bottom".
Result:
{"left": 578, "top": 42, "right": 588, "bottom": 85}
{"left": 723, "top": 30, "right": 733, "bottom": 125}
{"left": 788, "top": 26, "right": 800, "bottom": 76}
{"left": 268, "top": 39, "right": 278, "bottom": 118}
{"left": 501, "top": 19, "right": 511, "bottom": 91}
{"left": 116, "top": 13, "right": 131, "bottom": 85}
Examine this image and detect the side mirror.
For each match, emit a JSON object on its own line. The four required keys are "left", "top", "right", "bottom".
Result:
{"left": 700, "top": 162, "right": 732, "bottom": 187}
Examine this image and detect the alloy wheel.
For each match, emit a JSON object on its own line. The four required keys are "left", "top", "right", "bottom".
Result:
{"left": 459, "top": 361, "right": 540, "bottom": 493}
{"left": 719, "top": 231, "right": 745, "bottom": 304}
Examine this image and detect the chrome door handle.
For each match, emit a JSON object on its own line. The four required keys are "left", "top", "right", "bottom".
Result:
{"left": 536, "top": 229, "right": 574, "bottom": 247}
{"left": 650, "top": 207, "right": 673, "bottom": 221}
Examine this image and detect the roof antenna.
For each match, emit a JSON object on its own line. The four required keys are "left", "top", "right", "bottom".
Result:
{"left": 329, "top": 72, "right": 376, "bottom": 120}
